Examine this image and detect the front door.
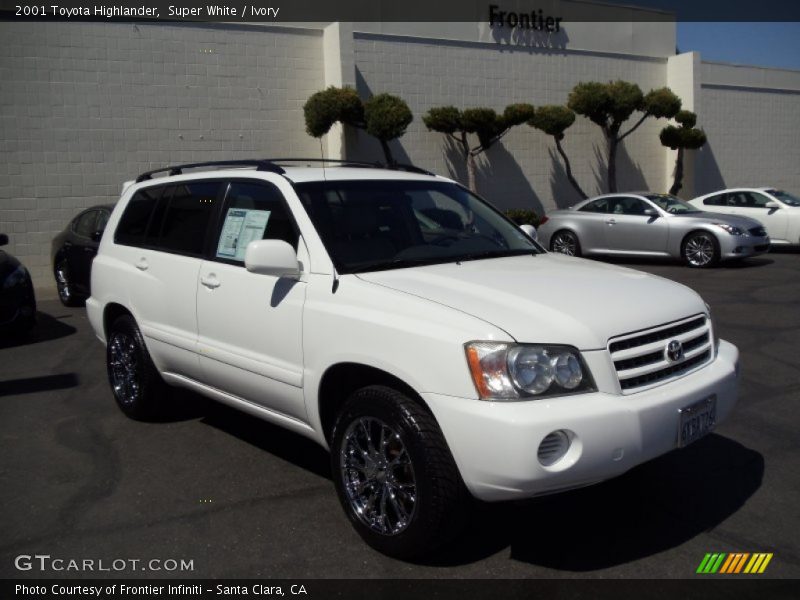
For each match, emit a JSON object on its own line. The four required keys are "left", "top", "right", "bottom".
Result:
{"left": 604, "top": 197, "right": 670, "bottom": 253}
{"left": 196, "top": 180, "right": 308, "bottom": 422}
{"left": 726, "top": 191, "right": 788, "bottom": 241}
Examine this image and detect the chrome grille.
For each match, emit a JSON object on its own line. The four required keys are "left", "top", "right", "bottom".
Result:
{"left": 749, "top": 226, "right": 767, "bottom": 237}
{"left": 609, "top": 315, "right": 713, "bottom": 394}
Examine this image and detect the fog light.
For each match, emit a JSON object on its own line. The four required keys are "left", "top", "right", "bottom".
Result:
{"left": 538, "top": 430, "right": 570, "bottom": 466}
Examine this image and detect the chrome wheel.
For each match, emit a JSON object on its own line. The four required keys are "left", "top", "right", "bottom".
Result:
{"left": 339, "top": 417, "right": 417, "bottom": 536}
{"left": 684, "top": 234, "right": 716, "bottom": 267}
{"left": 55, "top": 261, "right": 72, "bottom": 304}
{"left": 108, "top": 332, "right": 140, "bottom": 406}
{"left": 552, "top": 232, "right": 578, "bottom": 256}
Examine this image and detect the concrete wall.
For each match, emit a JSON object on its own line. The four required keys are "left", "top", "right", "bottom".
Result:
{"left": 0, "top": 21, "right": 325, "bottom": 288}
{"left": 694, "top": 62, "right": 800, "bottom": 196}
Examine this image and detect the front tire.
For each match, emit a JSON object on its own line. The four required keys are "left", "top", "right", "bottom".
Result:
{"left": 330, "top": 386, "right": 467, "bottom": 559}
{"left": 106, "top": 314, "right": 167, "bottom": 420}
{"left": 55, "top": 258, "right": 82, "bottom": 306}
{"left": 550, "top": 230, "right": 582, "bottom": 257}
{"left": 682, "top": 231, "right": 720, "bottom": 268}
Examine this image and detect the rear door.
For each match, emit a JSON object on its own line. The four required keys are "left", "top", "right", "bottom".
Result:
{"left": 604, "top": 196, "right": 670, "bottom": 253}
{"left": 196, "top": 179, "right": 308, "bottom": 421}
{"left": 114, "top": 180, "right": 222, "bottom": 380}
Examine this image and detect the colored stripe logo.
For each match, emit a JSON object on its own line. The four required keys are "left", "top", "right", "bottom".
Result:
{"left": 696, "top": 553, "right": 773, "bottom": 574}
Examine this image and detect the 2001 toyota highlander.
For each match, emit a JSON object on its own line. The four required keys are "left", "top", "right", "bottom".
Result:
{"left": 86, "top": 159, "right": 739, "bottom": 558}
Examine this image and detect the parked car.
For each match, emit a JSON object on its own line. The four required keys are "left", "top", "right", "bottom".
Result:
{"left": 0, "top": 234, "right": 36, "bottom": 336}
{"left": 538, "top": 192, "right": 770, "bottom": 267}
{"left": 690, "top": 188, "right": 800, "bottom": 246}
{"left": 51, "top": 205, "right": 113, "bottom": 306}
{"left": 86, "top": 160, "right": 739, "bottom": 558}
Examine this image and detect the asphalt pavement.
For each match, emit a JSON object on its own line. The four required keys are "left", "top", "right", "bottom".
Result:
{"left": 1, "top": 250, "right": 798, "bottom": 579}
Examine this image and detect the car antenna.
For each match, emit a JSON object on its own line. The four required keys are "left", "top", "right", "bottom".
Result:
{"left": 319, "top": 138, "right": 341, "bottom": 294}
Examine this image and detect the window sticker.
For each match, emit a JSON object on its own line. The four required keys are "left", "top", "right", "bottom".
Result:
{"left": 216, "top": 208, "right": 271, "bottom": 261}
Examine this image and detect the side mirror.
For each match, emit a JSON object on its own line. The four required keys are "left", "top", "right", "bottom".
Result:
{"left": 643, "top": 208, "right": 658, "bottom": 217}
{"left": 245, "top": 240, "right": 301, "bottom": 279}
{"left": 765, "top": 201, "right": 780, "bottom": 209}
{"left": 0, "top": 233, "right": 8, "bottom": 247}
{"left": 519, "top": 224, "right": 537, "bottom": 241}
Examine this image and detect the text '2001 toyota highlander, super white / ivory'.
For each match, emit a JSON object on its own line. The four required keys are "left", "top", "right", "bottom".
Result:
{"left": 86, "top": 159, "right": 739, "bottom": 558}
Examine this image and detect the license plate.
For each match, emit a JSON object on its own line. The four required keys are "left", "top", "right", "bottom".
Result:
{"left": 678, "top": 395, "right": 717, "bottom": 447}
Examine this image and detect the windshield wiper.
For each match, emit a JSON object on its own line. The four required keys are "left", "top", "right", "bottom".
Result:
{"left": 451, "top": 249, "right": 539, "bottom": 263}
{"left": 347, "top": 256, "right": 455, "bottom": 274}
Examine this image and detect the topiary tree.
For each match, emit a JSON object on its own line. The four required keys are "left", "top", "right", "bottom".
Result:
{"left": 528, "top": 105, "right": 587, "bottom": 200}
{"left": 303, "top": 87, "right": 413, "bottom": 166}
{"left": 568, "top": 81, "right": 681, "bottom": 192}
{"left": 423, "top": 103, "right": 535, "bottom": 192}
{"left": 660, "top": 110, "right": 707, "bottom": 196}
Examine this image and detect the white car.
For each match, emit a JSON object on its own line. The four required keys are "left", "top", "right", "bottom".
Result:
{"left": 86, "top": 160, "right": 739, "bottom": 559}
{"left": 691, "top": 188, "right": 800, "bottom": 246}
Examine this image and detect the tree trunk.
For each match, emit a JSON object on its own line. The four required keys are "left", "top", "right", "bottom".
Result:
{"left": 607, "top": 135, "right": 618, "bottom": 193}
{"left": 669, "top": 147, "right": 684, "bottom": 196}
{"left": 379, "top": 139, "right": 395, "bottom": 166}
{"left": 466, "top": 153, "right": 478, "bottom": 193}
{"left": 554, "top": 137, "right": 587, "bottom": 200}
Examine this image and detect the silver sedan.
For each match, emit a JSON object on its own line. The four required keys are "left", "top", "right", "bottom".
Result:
{"left": 537, "top": 193, "right": 771, "bottom": 267}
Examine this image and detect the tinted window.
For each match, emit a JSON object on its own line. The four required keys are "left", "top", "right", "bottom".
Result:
{"left": 214, "top": 182, "right": 298, "bottom": 263}
{"left": 741, "top": 192, "right": 772, "bottom": 208}
{"left": 769, "top": 189, "right": 800, "bottom": 207}
{"left": 703, "top": 194, "right": 727, "bottom": 206}
{"left": 151, "top": 181, "right": 220, "bottom": 255}
{"left": 580, "top": 199, "right": 608, "bottom": 213}
{"left": 608, "top": 197, "right": 647, "bottom": 215}
{"left": 73, "top": 211, "right": 97, "bottom": 238}
{"left": 115, "top": 187, "right": 164, "bottom": 246}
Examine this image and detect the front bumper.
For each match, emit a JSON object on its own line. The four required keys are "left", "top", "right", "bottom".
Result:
{"left": 423, "top": 340, "right": 739, "bottom": 502}
{"left": 718, "top": 234, "right": 770, "bottom": 260}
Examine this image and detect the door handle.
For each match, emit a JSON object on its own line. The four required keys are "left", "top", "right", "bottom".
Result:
{"left": 135, "top": 258, "right": 149, "bottom": 271}
{"left": 200, "top": 275, "right": 221, "bottom": 289}
{"left": 605, "top": 218, "right": 617, "bottom": 225}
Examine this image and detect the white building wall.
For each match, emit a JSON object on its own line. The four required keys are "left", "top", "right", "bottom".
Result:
{"left": 695, "top": 62, "right": 800, "bottom": 196}
{"left": 349, "top": 32, "right": 669, "bottom": 214}
{"left": 0, "top": 21, "right": 325, "bottom": 288}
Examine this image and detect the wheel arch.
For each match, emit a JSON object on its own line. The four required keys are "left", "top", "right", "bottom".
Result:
{"left": 103, "top": 302, "right": 133, "bottom": 339}
{"left": 317, "top": 362, "right": 433, "bottom": 444}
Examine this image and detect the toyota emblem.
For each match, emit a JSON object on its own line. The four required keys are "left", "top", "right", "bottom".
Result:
{"left": 666, "top": 339, "right": 684, "bottom": 363}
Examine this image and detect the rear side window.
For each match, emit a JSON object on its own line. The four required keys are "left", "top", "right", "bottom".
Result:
{"left": 703, "top": 194, "right": 726, "bottom": 206}
{"left": 73, "top": 211, "right": 98, "bottom": 238}
{"left": 214, "top": 182, "right": 298, "bottom": 263}
{"left": 115, "top": 187, "right": 164, "bottom": 246}
{"left": 150, "top": 181, "right": 221, "bottom": 256}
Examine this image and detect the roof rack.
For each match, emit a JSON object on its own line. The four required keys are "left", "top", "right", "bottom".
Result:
{"left": 135, "top": 159, "right": 285, "bottom": 183}
{"left": 134, "top": 158, "right": 437, "bottom": 184}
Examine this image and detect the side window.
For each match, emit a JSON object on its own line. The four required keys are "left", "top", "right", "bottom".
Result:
{"left": 742, "top": 192, "right": 772, "bottom": 208}
{"left": 96, "top": 210, "right": 110, "bottom": 233}
{"left": 608, "top": 197, "right": 647, "bottom": 216}
{"left": 579, "top": 199, "right": 608, "bottom": 213}
{"left": 115, "top": 187, "right": 163, "bottom": 246}
{"left": 703, "top": 194, "right": 726, "bottom": 206}
{"left": 151, "top": 181, "right": 221, "bottom": 256}
{"left": 73, "top": 211, "right": 98, "bottom": 238}
{"left": 214, "top": 182, "right": 298, "bottom": 263}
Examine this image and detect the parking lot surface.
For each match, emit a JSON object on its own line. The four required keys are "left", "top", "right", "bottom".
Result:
{"left": 1, "top": 251, "right": 798, "bottom": 579}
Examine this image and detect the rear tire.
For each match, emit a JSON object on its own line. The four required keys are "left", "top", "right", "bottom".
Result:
{"left": 330, "top": 385, "right": 467, "bottom": 560}
{"left": 106, "top": 314, "right": 167, "bottom": 420}
{"left": 682, "top": 231, "right": 720, "bottom": 268}
{"left": 550, "top": 230, "right": 582, "bottom": 257}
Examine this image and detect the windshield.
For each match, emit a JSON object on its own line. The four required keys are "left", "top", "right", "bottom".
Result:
{"left": 294, "top": 180, "right": 542, "bottom": 273}
{"left": 645, "top": 193, "right": 701, "bottom": 214}
{"left": 769, "top": 189, "right": 800, "bottom": 207}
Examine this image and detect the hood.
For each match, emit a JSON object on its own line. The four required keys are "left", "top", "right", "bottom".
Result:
{"left": 356, "top": 253, "right": 705, "bottom": 349}
{"left": 678, "top": 211, "right": 763, "bottom": 230}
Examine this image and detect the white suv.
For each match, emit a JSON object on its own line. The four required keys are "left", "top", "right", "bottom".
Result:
{"left": 87, "top": 159, "right": 740, "bottom": 558}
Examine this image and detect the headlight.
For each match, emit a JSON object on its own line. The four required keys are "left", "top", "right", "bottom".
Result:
{"left": 465, "top": 342, "right": 596, "bottom": 400}
{"left": 2, "top": 265, "right": 28, "bottom": 289}
{"left": 712, "top": 223, "right": 744, "bottom": 236}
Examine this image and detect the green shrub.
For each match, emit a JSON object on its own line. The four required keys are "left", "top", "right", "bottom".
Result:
{"left": 504, "top": 209, "right": 541, "bottom": 227}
